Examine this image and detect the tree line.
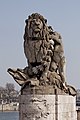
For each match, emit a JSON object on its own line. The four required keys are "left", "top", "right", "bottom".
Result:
{"left": 0, "top": 83, "right": 19, "bottom": 104}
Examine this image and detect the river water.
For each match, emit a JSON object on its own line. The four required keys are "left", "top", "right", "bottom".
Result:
{"left": 0, "top": 111, "right": 19, "bottom": 120}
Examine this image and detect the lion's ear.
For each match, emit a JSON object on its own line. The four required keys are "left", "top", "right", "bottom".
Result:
{"left": 45, "top": 19, "right": 47, "bottom": 24}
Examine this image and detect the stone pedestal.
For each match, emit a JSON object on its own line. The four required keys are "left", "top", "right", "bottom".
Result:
{"left": 19, "top": 87, "right": 77, "bottom": 120}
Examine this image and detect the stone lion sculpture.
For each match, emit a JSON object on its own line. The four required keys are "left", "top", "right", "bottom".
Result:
{"left": 7, "top": 13, "right": 76, "bottom": 96}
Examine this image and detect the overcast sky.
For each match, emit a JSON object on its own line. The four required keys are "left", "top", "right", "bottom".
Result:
{"left": 0, "top": 1, "right": 80, "bottom": 90}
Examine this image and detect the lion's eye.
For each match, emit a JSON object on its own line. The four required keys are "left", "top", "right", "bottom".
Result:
{"left": 32, "top": 19, "right": 36, "bottom": 22}
{"left": 33, "top": 20, "right": 35, "bottom": 22}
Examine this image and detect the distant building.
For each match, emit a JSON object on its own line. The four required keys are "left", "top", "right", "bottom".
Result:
{"left": 0, "top": 102, "right": 19, "bottom": 111}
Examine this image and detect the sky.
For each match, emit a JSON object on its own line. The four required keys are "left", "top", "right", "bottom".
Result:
{"left": 0, "top": 0, "right": 80, "bottom": 90}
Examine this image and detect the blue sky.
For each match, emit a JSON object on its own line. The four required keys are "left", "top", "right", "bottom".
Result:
{"left": 0, "top": 1, "right": 80, "bottom": 90}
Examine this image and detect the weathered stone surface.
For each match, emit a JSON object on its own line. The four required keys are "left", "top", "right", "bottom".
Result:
{"left": 58, "top": 95, "right": 77, "bottom": 120}
{"left": 19, "top": 94, "right": 77, "bottom": 120}
{"left": 19, "top": 95, "right": 55, "bottom": 120}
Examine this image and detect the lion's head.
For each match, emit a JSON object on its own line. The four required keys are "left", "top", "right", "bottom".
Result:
{"left": 24, "top": 13, "right": 48, "bottom": 40}
{"left": 24, "top": 13, "right": 49, "bottom": 63}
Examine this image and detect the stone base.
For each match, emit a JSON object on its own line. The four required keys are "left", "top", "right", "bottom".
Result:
{"left": 19, "top": 94, "right": 77, "bottom": 120}
{"left": 21, "top": 86, "right": 67, "bottom": 95}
